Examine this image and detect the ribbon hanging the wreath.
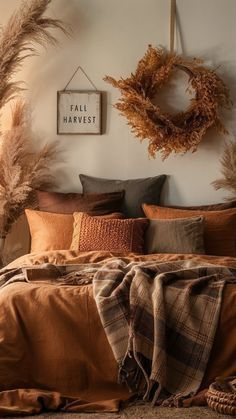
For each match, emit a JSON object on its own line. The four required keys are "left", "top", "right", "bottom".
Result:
{"left": 104, "top": 0, "right": 231, "bottom": 159}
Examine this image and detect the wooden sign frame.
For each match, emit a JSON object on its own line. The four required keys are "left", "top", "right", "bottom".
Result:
{"left": 57, "top": 90, "right": 102, "bottom": 135}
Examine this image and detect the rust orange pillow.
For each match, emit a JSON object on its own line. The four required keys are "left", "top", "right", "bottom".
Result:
{"left": 25, "top": 209, "right": 123, "bottom": 253}
{"left": 166, "top": 201, "right": 236, "bottom": 211}
{"left": 142, "top": 204, "right": 236, "bottom": 256}
{"left": 71, "top": 212, "right": 149, "bottom": 253}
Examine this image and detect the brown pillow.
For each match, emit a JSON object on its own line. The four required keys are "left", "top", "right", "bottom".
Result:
{"left": 167, "top": 201, "right": 236, "bottom": 211}
{"left": 25, "top": 209, "right": 123, "bottom": 253}
{"left": 145, "top": 216, "right": 205, "bottom": 254}
{"left": 36, "top": 190, "right": 124, "bottom": 215}
{"left": 142, "top": 204, "right": 236, "bottom": 256}
{"left": 71, "top": 212, "right": 149, "bottom": 253}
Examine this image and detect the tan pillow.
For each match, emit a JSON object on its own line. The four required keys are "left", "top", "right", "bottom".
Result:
{"left": 71, "top": 212, "right": 149, "bottom": 253}
{"left": 36, "top": 190, "right": 124, "bottom": 215}
{"left": 142, "top": 204, "right": 236, "bottom": 256}
{"left": 25, "top": 209, "right": 123, "bottom": 253}
{"left": 145, "top": 216, "right": 205, "bottom": 254}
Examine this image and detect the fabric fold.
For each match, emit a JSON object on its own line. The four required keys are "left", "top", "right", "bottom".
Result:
{"left": 93, "top": 259, "right": 236, "bottom": 406}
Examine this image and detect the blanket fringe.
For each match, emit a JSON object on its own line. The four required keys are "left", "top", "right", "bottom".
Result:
{"left": 118, "top": 333, "right": 164, "bottom": 403}
{"left": 118, "top": 335, "right": 194, "bottom": 408}
{"left": 118, "top": 334, "right": 148, "bottom": 396}
{"left": 132, "top": 334, "right": 151, "bottom": 400}
{"left": 151, "top": 383, "right": 163, "bottom": 406}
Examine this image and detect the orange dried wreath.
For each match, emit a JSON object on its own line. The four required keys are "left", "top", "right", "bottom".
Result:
{"left": 104, "top": 45, "right": 231, "bottom": 159}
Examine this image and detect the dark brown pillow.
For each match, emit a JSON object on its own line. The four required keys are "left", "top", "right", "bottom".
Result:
{"left": 166, "top": 201, "right": 236, "bottom": 211}
{"left": 36, "top": 190, "right": 124, "bottom": 215}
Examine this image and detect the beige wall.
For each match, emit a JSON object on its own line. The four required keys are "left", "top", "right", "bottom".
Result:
{"left": 2, "top": 0, "right": 236, "bottom": 208}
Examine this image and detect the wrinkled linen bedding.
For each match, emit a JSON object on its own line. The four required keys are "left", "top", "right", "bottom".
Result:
{"left": 0, "top": 250, "right": 236, "bottom": 415}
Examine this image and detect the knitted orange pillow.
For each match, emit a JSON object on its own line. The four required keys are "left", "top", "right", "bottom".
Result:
{"left": 71, "top": 212, "right": 149, "bottom": 253}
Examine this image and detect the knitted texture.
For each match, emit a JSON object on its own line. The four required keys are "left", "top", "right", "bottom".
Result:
{"left": 71, "top": 212, "right": 148, "bottom": 253}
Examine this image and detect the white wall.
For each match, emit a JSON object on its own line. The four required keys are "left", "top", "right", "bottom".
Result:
{"left": 2, "top": 0, "right": 236, "bottom": 205}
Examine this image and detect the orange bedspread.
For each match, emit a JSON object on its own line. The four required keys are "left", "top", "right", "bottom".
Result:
{"left": 0, "top": 250, "right": 236, "bottom": 415}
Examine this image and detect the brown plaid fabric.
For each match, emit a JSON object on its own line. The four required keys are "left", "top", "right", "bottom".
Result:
{"left": 93, "top": 259, "right": 236, "bottom": 406}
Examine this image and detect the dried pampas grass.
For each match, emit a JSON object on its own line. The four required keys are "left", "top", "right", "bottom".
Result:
{"left": 212, "top": 141, "right": 236, "bottom": 200}
{"left": 104, "top": 45, "right": 231, "bottom": 159}
{"left": 0, "top": 0, "right": 67, "bottom": 113}
{"left": 0, "top": 100, "right": 59, "bottom": 237}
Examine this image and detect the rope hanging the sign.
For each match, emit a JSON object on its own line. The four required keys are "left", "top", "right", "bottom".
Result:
{"left": 63, "top": 65, "right": 98, "bottom": 91}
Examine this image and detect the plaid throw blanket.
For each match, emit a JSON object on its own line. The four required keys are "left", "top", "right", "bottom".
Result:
{"left": 93, "top": 259, "right": 236, "bottom": 406}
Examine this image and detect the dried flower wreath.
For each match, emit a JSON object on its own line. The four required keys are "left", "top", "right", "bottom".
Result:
{"left": 104, "top": 45, "right": 231, "bottom": 159}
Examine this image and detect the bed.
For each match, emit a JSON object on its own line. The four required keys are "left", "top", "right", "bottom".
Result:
{"left": 1, "top": 175, "right": 236, "bottom": 416}
{"left": 0, "top": 249, "right": 235, "bottom": 416}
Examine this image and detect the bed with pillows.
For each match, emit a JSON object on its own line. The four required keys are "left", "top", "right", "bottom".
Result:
{"left": 0, "top": 173, "right": 236, "bottom": 416}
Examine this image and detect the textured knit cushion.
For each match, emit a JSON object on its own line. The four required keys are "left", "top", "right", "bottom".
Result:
{"left": 71, "top": 212, "right": 149, "bottom": 253}
{"left": 145, "top": 217, "right": 205, "bottom": 254}
{"left": 142, "top": 204, "right": 236, "bottom": 256}
{"left": 79, "top": 174, "right": 166, "bottom": 218}
{"left": 25, "top": 209, "right": 123, "bottom": 252}
{"left": 36, "top": 190, "right": 124, "bottom": 215}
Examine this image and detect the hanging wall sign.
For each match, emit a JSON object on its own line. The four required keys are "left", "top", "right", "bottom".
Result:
{"left": 57, "top": 90, "right": 102, "bottom": 135}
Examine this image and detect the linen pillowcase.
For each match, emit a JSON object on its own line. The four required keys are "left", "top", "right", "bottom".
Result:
{"left": 36, "top": 190, "right": 124, "bottom": 215}
{"left": 145, "top": 216, "right": 205, "bottom": 254}
{"left": 142, "top": 204, "right": 236, "bottom": 256}
{"left": 25, "top": 209, "right": 123, "bottom": 253}
{"left": 71, "top": 212, "right": 149, "bottom": 253}
{"left": 167, "top": 201, "right": 236, "bottom": 211}
{"left": 79, "top": 174, "right": 166, "bottom": 218}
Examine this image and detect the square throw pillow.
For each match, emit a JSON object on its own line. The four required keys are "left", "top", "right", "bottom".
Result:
{"left": 142, "top": 204, "right": 236, "bottom": 256}
{"left": 25, "top": 209, "right": 123, "bottom": 253}
{"left": 25, "top": 209, "right": 74, "bottom": 252}
{"left": 79, "top": 174, "right": 166, "bottom": 218}
{"left": 145, "top": 216, "right": 205, "bottom": 254}
{"left": 36, "top": 190, "right": 124, "bottom": 215}
{"left": 71, "top": 212, "right": 149, "bottom": 253}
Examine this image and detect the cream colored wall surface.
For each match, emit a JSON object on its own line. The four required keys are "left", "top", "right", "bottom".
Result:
{"left": 1, "top": 0, "right": 236, "bottom": 206}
